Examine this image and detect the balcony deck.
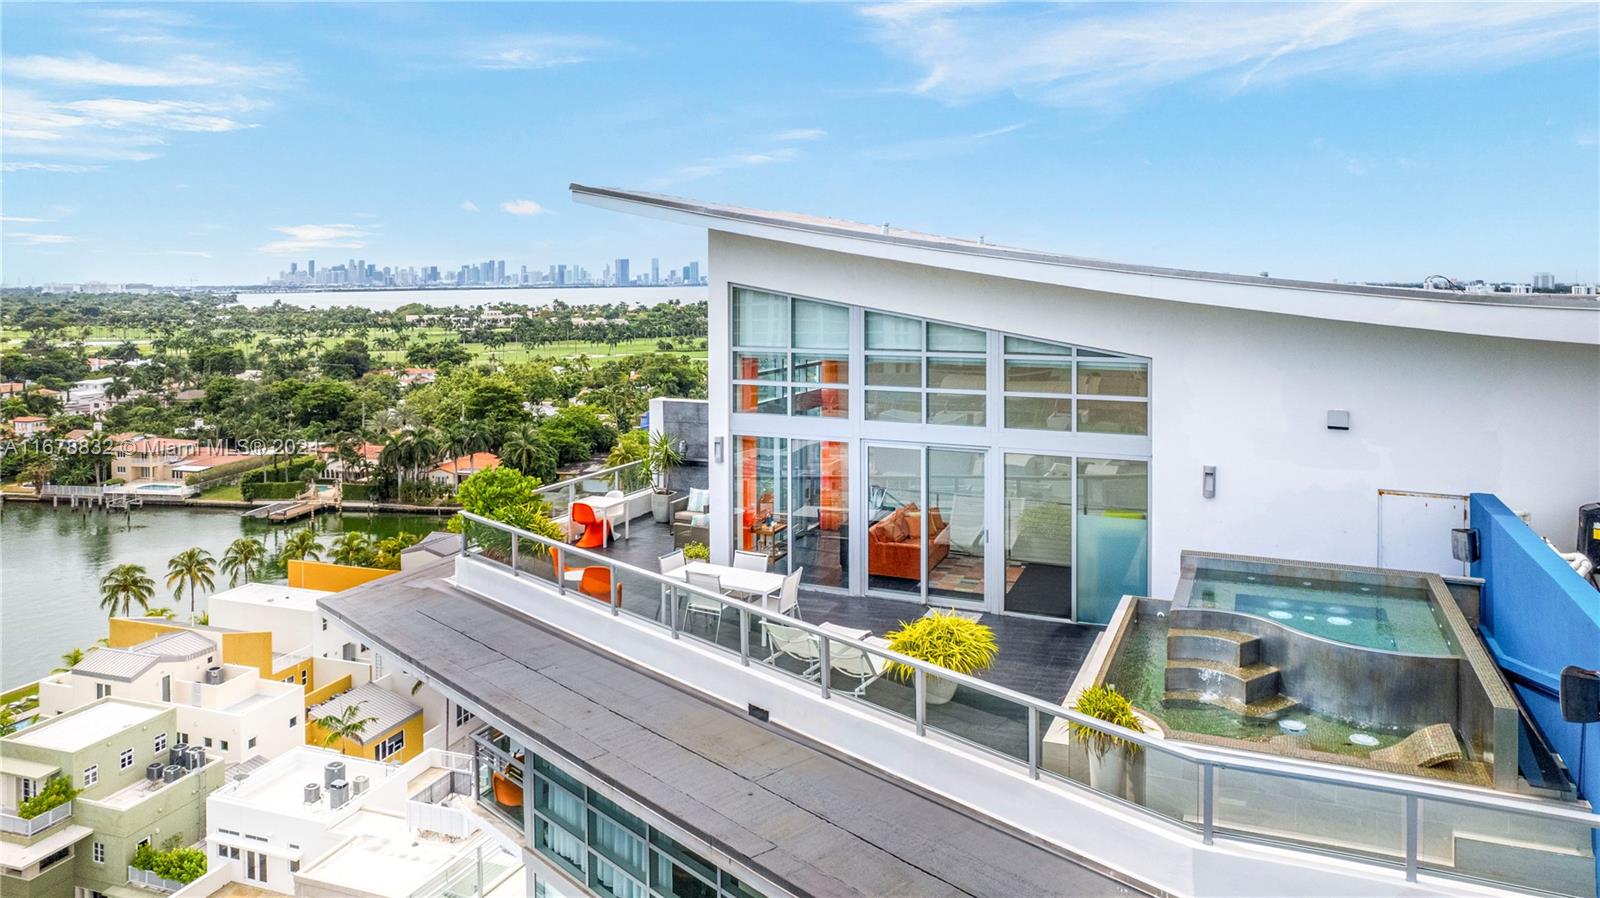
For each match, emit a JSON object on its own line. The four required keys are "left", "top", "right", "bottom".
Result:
{"left": 577, "top": 515, "right": 1098, "bottom": 704}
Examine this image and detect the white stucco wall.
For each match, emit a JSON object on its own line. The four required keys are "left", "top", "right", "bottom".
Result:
{"left": 706, "top": 232, "right": 1599, "bottom": 600}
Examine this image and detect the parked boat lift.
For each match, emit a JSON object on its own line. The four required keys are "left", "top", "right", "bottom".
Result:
{"left": 243, "top": 484, "right": 341, "bottom": 523}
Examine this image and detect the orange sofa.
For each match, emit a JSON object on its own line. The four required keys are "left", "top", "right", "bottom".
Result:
{"left": 867, "top": 504, "right": 949, "bottom": 581}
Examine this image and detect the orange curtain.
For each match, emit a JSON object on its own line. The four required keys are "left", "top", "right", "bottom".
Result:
{"left": 820, "top": 441, "right": 844, "bottom": 531}
{"left": 739, "top": 356, "right": 759, "bottom": 412}
{"left": 739, "top": 436, "right": 758, "bottom": 550}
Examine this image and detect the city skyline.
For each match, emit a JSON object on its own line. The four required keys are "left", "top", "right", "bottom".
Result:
{"left": 1, "top": 3, "right": 1596, "bottom": 286}
{"left": 268, "top": 253, "right": 705, "bottom": 290}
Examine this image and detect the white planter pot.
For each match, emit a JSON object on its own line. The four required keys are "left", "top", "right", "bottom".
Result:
{"left": 1087, "top": 746, "right": 1128, "bottom": 796}
{"left": 650, "top": 490, "right": 676, "bottom": 524}
{"left": 924, "top": 675, "right": 959, "bottom": 705}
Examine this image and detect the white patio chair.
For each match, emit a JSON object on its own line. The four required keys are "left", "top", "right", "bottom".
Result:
{"left": 774, "top": 569, "right": 803, "bottom": 619}
{"left": 682, "top": 570, "right": 727, "bottom": 640}
{"left": 733, "top": 550, "right": 768, "bottom": 572}
{"left": 657, "top": 549, "right": 686, "bottom": 574}
{"left": 827, "top": 636, "right": 889, "bottom": 696}
{"left": 762, "top": 621, "right": 821, "bottom": 676}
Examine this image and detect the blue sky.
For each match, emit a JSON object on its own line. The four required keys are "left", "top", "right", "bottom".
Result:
{"left": 2, "top": 2, "right": 1596, "bottom": 286}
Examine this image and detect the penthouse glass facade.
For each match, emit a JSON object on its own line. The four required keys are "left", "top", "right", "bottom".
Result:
{"left": 730, "top": 286, "right": 1150, "bottom": 623}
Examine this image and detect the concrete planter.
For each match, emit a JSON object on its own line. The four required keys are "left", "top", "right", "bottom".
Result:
{"left": 650, "top": 490, "right": 677, "bottom": 524}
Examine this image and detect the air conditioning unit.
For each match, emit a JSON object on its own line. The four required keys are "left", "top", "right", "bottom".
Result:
{"left": 169, "top": 743, "right": 188, "bottom": 766}
{"left": 145, "top": 761, "right": 165, "bottom": 782}
{"left": 351, "top": 775, "right": 368, "bottom": 796}
{"left": 328, "top": 778, "right": 350, "bottom": 810}
{"left": 324, "top": 761, "right": 345, "bottom": 787}
{"left": 186, "top": 746, "right": 206, "bottom": 769}
{"left": 205, "top": 666, "right": 224, "bottom": 686}
{"left": 304, "top": 783, "right": 322, "bottom": 804}
{"left": 162, "top": 765, "right": 184, "bottom": 784}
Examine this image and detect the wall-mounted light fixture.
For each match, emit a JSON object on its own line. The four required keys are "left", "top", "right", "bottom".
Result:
{"left": 713, "top": 437, "right": 725, "bottom": 464}
{"left": 1327, "top": 410, "right": 1351, "bottom": 431}
{"left": 1202, "top": 466, "right": 1217, "bottom": 499}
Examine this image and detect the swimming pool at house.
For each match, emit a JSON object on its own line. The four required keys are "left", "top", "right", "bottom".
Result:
{"left": 1185, "top": 566, "right": 1458, "bottom": 656}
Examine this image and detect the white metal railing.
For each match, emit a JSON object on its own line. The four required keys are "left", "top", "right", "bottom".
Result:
{"left": 40, "top": 484, "right": 104, "bottom": 498}
{"left": 0, "top": 800, "right": 72, "bottom": 836}
{"left": 457, "top": 512, "right": 1600, "bottom": 898}
{"left": 128, "top": 866, "right": 187, "bottom": 893}
{"left": 534, "top": 459, "right": 651, "bottom": 520}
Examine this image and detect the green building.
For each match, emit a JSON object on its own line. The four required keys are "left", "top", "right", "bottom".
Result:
{"left": 1, "top": 698, "right": 223, "bottom": 898}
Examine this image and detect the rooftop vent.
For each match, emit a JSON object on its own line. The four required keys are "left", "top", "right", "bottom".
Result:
{"left": 324, "top": 760, "right": 346, "bottom": 787}
{"left": 328, "top": 778, "right": 350, "bottom": 810}
{"left": 352, "top": 775, "right": 368, "bottom": 796}
{"left": 304, "top": 783, "right": 321, "bottom": 804}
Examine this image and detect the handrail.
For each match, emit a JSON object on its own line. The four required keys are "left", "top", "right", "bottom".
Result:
{"left": 533, "top": 459, "right": 649, "bottom": 500}
{"left": 0, "top": 800, "right": 72, "bottom": 836}
{"left": 456, "top": 512, "right": 1600, "bottom": 830}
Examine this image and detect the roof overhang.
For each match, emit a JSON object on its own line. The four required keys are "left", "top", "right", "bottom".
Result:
{"left": 572, "top": 184, "right": 1600, "bottom": 346}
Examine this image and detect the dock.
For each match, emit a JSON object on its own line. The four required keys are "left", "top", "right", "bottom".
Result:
{"left": 242, "top": 484, "right": 340, "bottom": 523}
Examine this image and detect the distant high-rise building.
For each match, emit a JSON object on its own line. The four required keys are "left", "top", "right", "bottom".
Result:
{"left": 556, "top": 264, "right": 567, "bottom": 286}
{"left": 615, "top": 258, "right": 630, "bottom": 286}
{"left": 684, "top": 261, "right": 700, "bottom": 284}
{"left": 650, "top": 257, "right": 660, "bottom": 285}
{"left": 290, "top": 262, "right": 298, "bottom": 274}
{"left": 496, "top": 260, "right": 506, "bottom": 284}
{"left": 1533, "top": 272, "right": 1555, "bottom": 290}
{"left": 308, "top": 260, "right": 315, "bottom": 278}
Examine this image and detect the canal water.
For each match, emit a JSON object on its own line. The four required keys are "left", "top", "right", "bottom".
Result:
{"left": 0, "top": 502, "right": 447, "bottom": 688}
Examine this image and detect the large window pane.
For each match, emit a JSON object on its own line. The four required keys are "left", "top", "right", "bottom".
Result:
{"left": 650, "top": 853, "right": 717, "bottom": 898}
{"left": 733, "top": 385, "right": 787, "bottom": 415}
{"left": 792, "top": 299, "right": 848, "bottom": 349}
{"left": 791, "top": 387, "right": 847, "bottom": 419}
{"left": 926, "top": 357, "right": 985, "bottom": 390}
{"left": 866, "top": 445, "right": 922, "bottom": 597}
{"left": 1004, "top": 454, "right": 1073, "bottom": 618}
{"left": 791, "top": 354, "right": 847, "bottom": 384}
{"left": 1076, "top": 458, "right": 1148, "bottom": 624}
{"left": 1004, "top": 396, "right": 1073, "bottom": 431}
{"left": 926, "top": 393, "right": 985, "bottom": 427}
{"left": 732, "top": 352, "right": 786, "bottom": 381}
{"left": 1004, "top": 360, "right": 1072, "bottom": 393}
{"left": 865, "top": 355, "right": 920, "bottom": 387}
{"left": 865, "top": 312, "right": 921, "bottom": 350}
{"left": 927, "top": 322, "right": 985, "bottom": 352}
{"left": 1004, "top": 336, "right": 1072, "bottom": 355}
{"left": 927, "top": 448, "right": 984, "bottom": 603}
{"left": 733, "top": 288, "right": 788, "bottom": 347}
{"left": 733, "top": 436, "right": 787, "bottom": 562}
{"left": 1078, "top": 359, "right": 1148, "bottom": 397}
{"left": 588, "top": 810, "right": 647, "bottom": 880}
{"left": 1077, "top": 400, "right": 1148, "bottom": 435}
{"left": 790, "top": 440, "right": 848, "bottom": 588}
{"left": 865, "top": 391, "right": 920, "bottom": 422}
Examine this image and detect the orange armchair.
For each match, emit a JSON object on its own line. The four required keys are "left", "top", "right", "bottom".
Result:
{"left": 571, "top": 502, "right": 611, "bottom": 549}
{"left": 491, "top": 769, "right": 523, "bottom": 808}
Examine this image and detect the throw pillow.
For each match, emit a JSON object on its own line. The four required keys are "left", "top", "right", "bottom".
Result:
{"left": 687, "top": 487, "right": 709, "bottom": 512}
{"left": 690, "top": 512, "right": 709, "bottom": 528}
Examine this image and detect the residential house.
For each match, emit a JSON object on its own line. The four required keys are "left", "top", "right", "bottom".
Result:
{"left": 427, "top": 452, "right": 498, "bottom": 488}
{"left": 0, "top": 699, "right": 224, "bottom": 898}
{"left": 9, "top": 416, "right": 48, "bottom": 438}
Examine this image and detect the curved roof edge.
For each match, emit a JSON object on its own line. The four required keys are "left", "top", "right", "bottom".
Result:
{"left": 571, "top": 184, "right": 1599, "bottom": 346}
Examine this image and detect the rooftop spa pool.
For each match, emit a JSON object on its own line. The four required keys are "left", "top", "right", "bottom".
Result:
{"left": 1185, "top": 567, "right": 1458, "bottom": 656}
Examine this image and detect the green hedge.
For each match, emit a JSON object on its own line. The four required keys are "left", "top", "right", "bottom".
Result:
{"left": 182, "top": 454, "right": 274, "bottom": 487}
{"left": 242, "top": 481, "right": 305, "bottom": 501}
{"left": 241, "top": 455, "right": 319, "bottom": 485}
{"left": 341, "top": 482, "right": 370, "bottom": 501}
{"left": 18, "top": 777, "right": 75, "bottom": 819}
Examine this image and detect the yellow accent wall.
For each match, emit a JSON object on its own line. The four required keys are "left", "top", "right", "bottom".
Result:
{"left": 287, "top": 559, "right": 394, "bottom": 592}
{"left": 107, "top": 618, "right": 182, "bottom": 648}
{"left": 305, "top": 700, "right": 422, "bottom": 763}
{"left": 304, "top": 674, "right": 354, "bottom": 709}
{"left": 220, "top": 631, "right": 275, "bottom": 676}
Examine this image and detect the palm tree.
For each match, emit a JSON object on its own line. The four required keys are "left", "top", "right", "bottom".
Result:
{"left": 329, "top": 531, "right": 372, "bottom": 567}
{"left": 165, "top": 547, "right": 217, "bottom": 620}
{"left": 499, "top": 424, "right": 542, "bottom": 475}
{"left": 221, "top": 537, "right": 268, "bottom": 586}
{"left": 279, "top": 527, "right": 323, "bottom": 563}
{"left": 315, "top": 700, "right": 378, "bottom": 756}
{"left": 145, "top": 606, "right": 177, "bottom": 620}
{"left": 54, "top": 645, "right": 97, "bottom": 672}
{"left": 100, "top": 563, "right": 156, "bottom": 618}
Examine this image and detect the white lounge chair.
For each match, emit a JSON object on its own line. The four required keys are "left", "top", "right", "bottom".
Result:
{"left": 827, "top": 636, "right": 889, "bottom": 696}
{"left": 762, "top": 621, "right": 821, "bottom": 676}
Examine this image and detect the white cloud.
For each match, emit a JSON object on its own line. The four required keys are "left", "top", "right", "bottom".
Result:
{"left": 652, "top": 147, "right": 802, "bottom": 187}
{"left": 4, "top": 53, "right": 286, "bottom": 88}
{"left": 5, "top": 232, "right": 77, "bottom": 245}
{"left": 0, "top": 215, "right": 53, "bottom": 223}
{"left": 864, "top": 123, "right": 1026, "bottom": 161}
{"left": 459, "top": 200, "right": 480, "bottom": 212}
{"left": 256, "top": 223, "right": 371, "bottom": 255}
{"left": 0, "top": 161, "right": 106, "bottom": 173}
{"left": 773, "top": 128, "right": 828, "bottom": 142}
{"left": 60, "top": 98, "right": 259, "bottom": 133}
{"left": 166, "top": 250, "right": 211, "bottom": 258}
{"left": 469, "top": 35, "right": 611, "bottom": 70}
{"left": 858, "top": 2, "right": 1598, "bottom": 107}
{"left": 500, "top": 199, "right": 545, "bottom": 216}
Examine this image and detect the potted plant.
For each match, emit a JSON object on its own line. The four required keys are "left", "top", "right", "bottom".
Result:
{"left": 1070, "top": 684, "right": 1144, "bottom": 796}
{"left": 681, "top": 541, "right": 710, "bottom": 562}
{"left": 884, "top": 611, "right": 998, "bottom": 704}
{"left": 646, "top": 431, "right": 684, "bottom": 524}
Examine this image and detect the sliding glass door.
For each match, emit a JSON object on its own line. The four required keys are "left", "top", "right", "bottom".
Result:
{"left": 865, "top": 444, "right": 923, "bottom": 598}
{"left": 790, "top": 439, "right": 849, "bottom": 588}
{"left": 865, "top": 443, "right": 986, "bottom": 607}
{"left": 1003, "top": 453, "right": 1074, "bottom": 618}
{"left": 926, "top": 448, "right": 985, "bottom": 604}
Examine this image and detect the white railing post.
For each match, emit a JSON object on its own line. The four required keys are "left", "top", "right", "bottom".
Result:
{"left": 1201, "top": 763, "right": 1215, "bottom": 845}
{"left": 1404, "top": 795, "right": 1419, "bottom": 882}
{"left": 1027, "top": 708, "right": 1039, "bottom": 779}
{"left": 914, "top": 669, "right": 926, "bottom": 737}
{"left": 610, "top": 564, "right": 620, "bottom": 616}
{"left": 818, "top": 638, "right": 831, "bottom": 699}
{"left": 510, "top": 535, "right": 519, "bottom": 577}
{"left": 739, "top": 608, "right": 749, "bottom": 666}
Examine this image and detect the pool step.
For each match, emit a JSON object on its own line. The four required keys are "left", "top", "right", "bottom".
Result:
{"left": 1167, "top": 627, "right": 1261, "bottom": 667}
{"left": 1165, "top": 658, "right": 1285, "bottom": 706}
{"left": 1165, "top": 690, "right": 1301, "bottom": 720}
